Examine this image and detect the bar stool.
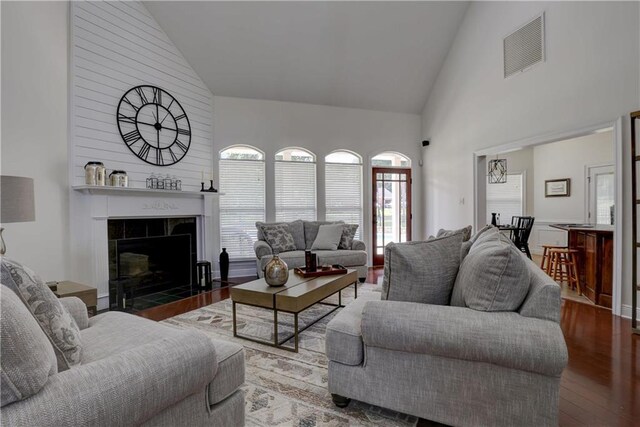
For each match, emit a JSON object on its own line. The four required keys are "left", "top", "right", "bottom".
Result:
{"left": 196, "top": 260, "right": 212, "bottom": 290}
{"left": 548, "top": 248, "right": 581, "bottom": 295}
{"left": 541, "top": 245, "right": 565, "bottom": 274}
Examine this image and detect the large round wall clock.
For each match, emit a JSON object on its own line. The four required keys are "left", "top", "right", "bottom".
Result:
{"left": 116, "top": 85, "right": 191, "bottom": 166}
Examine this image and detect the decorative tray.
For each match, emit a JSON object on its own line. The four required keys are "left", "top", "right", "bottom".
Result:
{"left": 294, "top": 266, "right": 348, "bottom": 278}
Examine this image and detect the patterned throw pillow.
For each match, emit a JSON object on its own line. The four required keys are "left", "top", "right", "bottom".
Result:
{"left": 338, "top": 224, "right": 359, "bottom": 249}
{"left": 0, "top": 258, "right": 82, "bottom": 371}
{"left": 259, "top": 224, "right": 297, "bottom": 254}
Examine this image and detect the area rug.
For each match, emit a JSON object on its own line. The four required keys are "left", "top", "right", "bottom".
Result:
{"left": 161, "top": 284, "right": 418, "bottom": 426}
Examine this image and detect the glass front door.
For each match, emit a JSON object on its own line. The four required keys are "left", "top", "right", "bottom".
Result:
{"left": 372, "top": 168, "right": 411, "bottom": 266}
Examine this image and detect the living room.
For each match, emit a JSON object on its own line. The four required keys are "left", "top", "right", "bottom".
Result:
{"left": 1, "top": 1, "right": 638, "bottom": 426}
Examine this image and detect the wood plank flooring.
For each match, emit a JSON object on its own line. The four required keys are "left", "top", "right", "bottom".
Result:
{"left": 136, "top": 267, "right": 639, "bottom": 426}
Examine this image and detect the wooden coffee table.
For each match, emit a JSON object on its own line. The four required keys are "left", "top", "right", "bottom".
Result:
{"left": 230, "top": 269, "right": 358, "bottom": 352}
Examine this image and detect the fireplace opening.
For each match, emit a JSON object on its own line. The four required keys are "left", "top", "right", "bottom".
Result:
{"left": 108, "top": 217, "right": 197, "bottom": 311}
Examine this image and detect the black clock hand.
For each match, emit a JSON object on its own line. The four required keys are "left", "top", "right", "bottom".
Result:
{"left": 135, "top": 120, "right": 177, "bottom": 131}
{"left": 155, "top": 104, "right": 159, "bottom": 123}
{"left": 159, "top": 99, "right": 175, "bottom": 125}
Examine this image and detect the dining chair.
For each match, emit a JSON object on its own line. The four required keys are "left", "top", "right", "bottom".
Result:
{"left": 510, "top": 216, "right": 535, "bottom": 259}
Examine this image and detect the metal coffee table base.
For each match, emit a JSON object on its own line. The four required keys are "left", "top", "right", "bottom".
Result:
{"left": 232, "top": 282, "right": 357, "bottom": 353}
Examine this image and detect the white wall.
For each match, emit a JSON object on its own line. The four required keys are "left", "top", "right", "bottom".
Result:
{"left": 213, "top": 96, "right": 422, "bottom": 268}
{"left": 1, "top": 1, "right": 70, "bottom": 280}
{"left": 533, "top": 131, "right": 613, "bottom": 223}
{"left": 421, "top": 1, "right": 639, "bottom": 309}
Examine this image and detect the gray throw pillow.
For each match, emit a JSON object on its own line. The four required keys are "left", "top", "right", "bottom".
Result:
{"left": 1, "top": 285, "right": 58, "bottom": 406}
{"left": 259, "top": 224, "right": 297, "bottom": 253}
{"left": 381, "top": 233, "right": 464, "bottom": 305}
{"left": 338, "top": 224, "right": 359, "bottom": 249}
{"left": 437, "top": 225, "right": 472, "bottom": 242}
{"left": 452, "top": 231, "right": 530, "bottom": 311}
{"left": 469, "top": 224, "right": 495, "bottom": 244}
{"left": 303, "top": 221, "right": 344, "bottom": 249}
{"left": 1, "top": 258, "right": 82, "bottom": 371}
{"left": 311, "top": 224, "right": 345, "bottom": 251}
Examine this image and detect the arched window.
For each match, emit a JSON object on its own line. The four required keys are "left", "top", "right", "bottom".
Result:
{"left": 275, "top": 148, "right": 317, "bottom": 221}
{"left": 371, "top": 152, "right": 411, "bottom": 167}
{"left": 219, "top": 145, "right": 265, "bottom": 259}
{"left": 325, "top": 150, "right": 363, "bottom": 239}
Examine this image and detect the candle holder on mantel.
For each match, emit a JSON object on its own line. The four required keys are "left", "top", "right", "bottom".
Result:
{"left": 200, "top": 180, "right": 218, "bottom": 193}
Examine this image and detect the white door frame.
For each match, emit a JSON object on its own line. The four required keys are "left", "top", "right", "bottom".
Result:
{"left": 585, "top": 163, "right": 615, "bottom": 224}
{"left": 473, "top": 118, "right": 623, "bottom": 317}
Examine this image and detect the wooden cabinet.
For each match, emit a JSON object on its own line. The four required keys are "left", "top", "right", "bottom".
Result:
{"left": 566, "top": 228, "right": 613, "bottom": 308}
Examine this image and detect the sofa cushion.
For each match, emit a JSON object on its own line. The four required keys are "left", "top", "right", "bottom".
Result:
{"left": 437, "top": 225, "right": 472, "bottom": 242}
{"left": 1, "top": 286, "right": 58, "bottom": 406}
{"left": 259, "top": 224, "right": 297, "bottom": 253}
{"left": 82, "top": 311, "right": 244, "bottom": 406}
{"left": 311, "top": 224, "right": 344, "bottom": 251}
{"left": 259, "top": 250, "right": 307, "bottom": 271}
{"left": 382, "top": 233, "right": 464, "bottom": 305}
{"left": 304, "top": 221, "right": 344, "bottom": 249}
{"left": 257, "top": 220, "right": 305, "bottom": 250}
{"left": 451, "top": 230, "right": 530, "bottom": 311}
{"left": 338, "top": 224, "right": 359, "bottom": 249}
{"left": 315, "top": 250, "right": 367, "bottom": 267}
{"left": 1, "top": 258, "right": 82, "bottom": 371}
{"left": 326, "top": 292, "right": 381, "bottom": 365}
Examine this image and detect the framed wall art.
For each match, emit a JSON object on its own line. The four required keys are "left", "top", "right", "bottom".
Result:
{"left": 545, "top": 178, "right": 571, "bottom": 197}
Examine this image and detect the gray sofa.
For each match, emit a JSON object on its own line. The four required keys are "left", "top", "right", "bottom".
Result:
{"left": 254, "top": 220, "right": 368, "bottom": 281}
{"left": 325, "top": 227, "right": 568, "bottom": 427}
{"left": 1, "top": 288, "right": 245, "bottom": 426}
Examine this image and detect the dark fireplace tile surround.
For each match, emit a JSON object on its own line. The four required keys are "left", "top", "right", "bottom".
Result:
{"left": 108, "top": 217, "right": 202, "bottom": 312}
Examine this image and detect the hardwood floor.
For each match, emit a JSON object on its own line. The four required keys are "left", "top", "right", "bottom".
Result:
{"left": 136, "top": 267, "right": 639, "bottom": 426}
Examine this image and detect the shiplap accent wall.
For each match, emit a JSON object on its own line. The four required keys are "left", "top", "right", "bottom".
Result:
{"left": 70, "top": 1, "right": 213, "bottom": 191}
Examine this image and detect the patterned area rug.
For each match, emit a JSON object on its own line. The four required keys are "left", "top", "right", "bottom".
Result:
{"left": 162, "top": 284, "right": 418, "bottom": 426}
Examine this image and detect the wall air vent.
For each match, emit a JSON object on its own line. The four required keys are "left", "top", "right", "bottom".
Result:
{"left": 503, "top": 13, "right": 545, "bottom": 78}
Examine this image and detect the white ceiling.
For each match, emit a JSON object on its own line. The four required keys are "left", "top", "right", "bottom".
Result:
{"left": 144, "top": 2, "right": 469, "bottom": 114}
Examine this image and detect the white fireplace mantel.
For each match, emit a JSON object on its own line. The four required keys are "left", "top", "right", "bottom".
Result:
{"left": 70, "top": 186, "right": 220, "bottom": 310}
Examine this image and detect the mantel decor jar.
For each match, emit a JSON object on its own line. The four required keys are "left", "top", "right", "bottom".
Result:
{"left": 264, "top": 253, "right": 288, "bottom": 287}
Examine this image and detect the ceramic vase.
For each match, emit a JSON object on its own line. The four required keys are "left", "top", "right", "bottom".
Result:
{"left": 219, "top": 248, "right": 229, "bottom": 281}
{"left": 264, "top": 254, "right": 289, "bottom": 287}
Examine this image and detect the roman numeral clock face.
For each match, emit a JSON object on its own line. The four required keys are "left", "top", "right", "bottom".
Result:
{"left": 116, "top": 85, "right": 191, "bottom": 166}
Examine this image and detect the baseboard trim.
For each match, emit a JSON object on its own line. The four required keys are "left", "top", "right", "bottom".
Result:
{"left": 620, "top": 304, "right": 640, "bottom": 320}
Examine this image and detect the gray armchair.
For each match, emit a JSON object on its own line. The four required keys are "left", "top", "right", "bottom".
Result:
{"left": 325, "top": 228, "right": 568, "bottom": 427}
{"left": 1, "top": 293, "right": 245, "bottom": 426}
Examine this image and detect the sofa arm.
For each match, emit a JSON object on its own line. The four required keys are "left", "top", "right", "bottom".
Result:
{"left": 1, "top": 330, "right": 218, "bottom": 426}
{"left": 59, "top": 297, "right": 89, "bottom": 330}
{"left": 361, "top": 301, "right": 567, "bottom": 376}
{"left": 254, "top": 240, "right": 273, "bottom": 259}
{"left": 351, "top": 239, "right": 366, "bottom": 251}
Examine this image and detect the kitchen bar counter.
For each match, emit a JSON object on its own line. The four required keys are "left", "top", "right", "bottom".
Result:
{"left": 549, "top": 224, "right": 613, "bottom": 307}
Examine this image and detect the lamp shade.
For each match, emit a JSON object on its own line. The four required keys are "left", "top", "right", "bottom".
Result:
{"left": 1, "top": 176, "right": 35, "bottom": 223}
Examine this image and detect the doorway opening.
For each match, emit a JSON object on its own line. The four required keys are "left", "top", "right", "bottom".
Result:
{"left": 371, "top": 152, "right": 412, "bottom": 266}
{"left": 473, "top": 120, "right": 623, "bottom": 315}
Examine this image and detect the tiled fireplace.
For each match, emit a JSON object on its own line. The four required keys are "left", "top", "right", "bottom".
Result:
{"left": 71, "top": 187, "right": 219, "bottom": 311}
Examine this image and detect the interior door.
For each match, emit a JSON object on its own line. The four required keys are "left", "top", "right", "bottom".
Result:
{"left": 587, "top": 165, "right": 615, "bottom": 224}
{"left": 372, "top": 168, "right": 411, "bottom": 266}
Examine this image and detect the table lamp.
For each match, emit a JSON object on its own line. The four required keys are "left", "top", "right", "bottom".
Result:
{"left": 0, "top": 176, "right": 35, "bottom": 255}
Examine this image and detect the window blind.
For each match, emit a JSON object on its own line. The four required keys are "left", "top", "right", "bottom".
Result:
{"left": 326, "top": 163, "right": 363, "bottom": 239}
{"left": 219, "top": 159, "right": 265, "bottom": 259}
{"left": 275, "top": 161, "right": 316, "bottom": 222}
{"left": 486, "top": 173, "right": 523, "bottom": 225}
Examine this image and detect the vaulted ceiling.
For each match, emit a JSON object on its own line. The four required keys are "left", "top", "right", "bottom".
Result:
{"left": 145, "top": 1, "right": 469, "bottom": 114}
